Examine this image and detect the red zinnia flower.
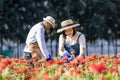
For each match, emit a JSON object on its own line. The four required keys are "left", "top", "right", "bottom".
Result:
{"left": 109, "top": 66, "right": 118, "bottom": 73}
{"left": 75, "top": 56, "right": 85, "bottom": 63}
{"left": 88, "top": 62, "right": 106, "bottom": 73}
{"left": 0, "top": 62, "right": 6, "bottom": 70}
{"left": 0, "top": 55, "right": 4, "bottom": 58}
{"left": 58, "top": 56, "right": 69, "bottom": 65}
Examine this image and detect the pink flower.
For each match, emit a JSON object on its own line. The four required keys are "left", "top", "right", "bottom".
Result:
{"left": 0, "top": 62, "right": 6, "bottom": 70}
{"left": 75, "top": 56, "right": 85, "bottom": 63}
{"left": 0, "top": 55, "right": 4, "bottom": 58}
{"left": 109, "top": 66, "right": 118, "bottom": 73}
{"left": 88, "top": 62, "right": 106, "bottom": 73}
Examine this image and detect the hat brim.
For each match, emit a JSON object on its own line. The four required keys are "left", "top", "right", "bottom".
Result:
{"left": 43, "top": 18, "right": 55, "bottom": 28}
{"left": 57, "top": 23, "right": 80, "bottom": 33}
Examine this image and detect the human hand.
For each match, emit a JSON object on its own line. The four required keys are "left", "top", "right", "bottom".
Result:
{"left": 24, "top": 52, "right": 32, "bottom": 60}
{"left": 62, "top": 51, "right": 71, "bottom": 58}
{"left": 70, "top": 50, "right": 76, "bottom": 54}
{"left": 24, "top": 52, "right": 34, "bottom": 68}
{"left": 46, "top": 55, "right": 52, "bottom": 61}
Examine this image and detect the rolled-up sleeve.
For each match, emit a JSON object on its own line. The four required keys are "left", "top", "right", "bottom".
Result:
{"left": 35, "top": 27, "right": 50, "bottom": 58}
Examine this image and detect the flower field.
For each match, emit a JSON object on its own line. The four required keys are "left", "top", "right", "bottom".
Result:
{"left": 0, "top": 53, "right": 120, "bottom": 80}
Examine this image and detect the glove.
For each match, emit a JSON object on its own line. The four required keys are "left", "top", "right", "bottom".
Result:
{"left": 60, "top": 51, "right": 74, "bottom": 63}
{"left": 62, "top": 51, "right": 71, "bottom": 58}
{"left": 24, "top": 52, "right": 34, "bottom": 68}
{"left": 46, "top": 55, "right": 52, "bottom": 61}
{"left": 24, "top": 52, "right": 32, "bottom": 60}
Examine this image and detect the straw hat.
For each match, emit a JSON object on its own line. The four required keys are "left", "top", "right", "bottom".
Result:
{"left": 43, "top": 16, "right": 55, "bottom": 28}
{"left": 57, "top": 19, "right": 80, "bottom": 33}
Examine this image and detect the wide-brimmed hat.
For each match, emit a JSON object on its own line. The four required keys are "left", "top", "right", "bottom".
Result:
{"left": 43, "top": 16, "right": 55, "bottom": 28}
{"left": 57, "top": 19, "right": 80, "bottom": 33}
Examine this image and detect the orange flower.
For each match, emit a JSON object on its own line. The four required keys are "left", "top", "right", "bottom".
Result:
{"left": 75, "top": 56, "right": 85, "bottom": 64}
{"left": 45, "top": 60, "right": 55, "bottom": 66}
{"left": 5, "top": 57, "right": 12, "bottom": 65}
{"left": 26, "top": 59, "right": 33, "bottom": 63}
{"left": 38, "top": 59, "right": 46, "bottom": 63}
{"left": 0, "top": 55, "right": 4, "bottom": 58}
{"left": 30, "top": 67, "right": 41, "bottom": 74}
{"left": 116, "top": 53, "right": 120, "bottom": 58}
{"left": 90, "top": 54, "right": 98, "bottom": 58}
{"left": 61, "top": 56, "right": 69, "bottom": 60}
{"left": 13, "top": 67, "right": 28, "bottom": 73}
{"left": 42, "top": 70, "right": 51, "bottom": 80}
{"left": 68, "top": 60, "right": 78, "bottom": 66}
{"left": 42, "top": 75, "right": 51, "bottom": 80}
{"left": 109, "top": 66, "right": 118, "bottom": 73}
{"left": 69, "top": 67, "right": 81, "bottom": 76}
{"left": 69, "top": 67, "right": 76, "bottom": 76}
{"left": 0, "top": 62, "right": 6, "bottom": 70}
{"left": 102, "top": 75, "right": 107, "bottom": 80}
{"left": 112, "top": 59, "right": 120, "bottom": 65}
{"left": 75, "top": 69, "right": 81, "bottom": 75}
{"left": 42, "top": 70, "right": 49, "bottom": 76}
{"left": 58, "top": 56, "right": 69, "bottom": 65}
{"left": 58, "top": 68, "right": 64, "bottom": 73}
{"left": 21, "top": 68, "right": 28, "bottom": 73}
{"left": 24, "top": 75, "right": 32, "bottom": 80}
{"left": 58, "top": 60, "right": 64, "bottom": 65}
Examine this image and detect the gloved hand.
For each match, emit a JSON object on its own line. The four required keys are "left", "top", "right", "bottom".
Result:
{"left": 62, "top": 51, "right": 71, "bottom": 58}
{"left": 60, "top": 51, "right": 74, "bottom": 63}
{"left": 46, "top": 55, "right": 52, "bottom": 61}
{"left": 24, "top": 52, "right": 32, "bottom": 60}
{"left": 24, "top": 52, "right": 34, "bottom": 68}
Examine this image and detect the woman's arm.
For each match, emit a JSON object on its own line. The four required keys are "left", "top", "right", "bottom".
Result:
{"left": 79, "top": 34, "right": 86, "bottom": 56}
{"left": 58, "top": 35, "right": 65, "bottom": 56}
{"left": 79, "top": 47, "right": 85, "bottom": 56}
{"left": 59, "top": 46, "right": 64, "bottom": 56}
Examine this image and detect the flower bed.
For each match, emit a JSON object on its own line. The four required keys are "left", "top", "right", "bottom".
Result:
{"left": 0, "top": 54, "right": 120, "bottom": 80}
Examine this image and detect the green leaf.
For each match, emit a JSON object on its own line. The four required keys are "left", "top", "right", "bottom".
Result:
{"left": 0, "top": 76, "right": 6, "bottom": 80}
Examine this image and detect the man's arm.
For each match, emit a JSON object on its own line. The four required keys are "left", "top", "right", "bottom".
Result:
{"left": 35, "top": 27, "right": 50, "bottom": 59}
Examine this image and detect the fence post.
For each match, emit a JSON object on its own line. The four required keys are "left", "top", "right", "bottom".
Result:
{"left": 108, "top": 40, "right": 110, "bottom": 55}
{"left": 115, "top": 39, "right": 117, "bottom": 56}
{"left": 0, "top": 34, "right": 3, "bottom": 54}
{"left": 101, "top": 39, "right": 103, "bottom": 54}
{"left": 17, "top": 38, "right": 19, "bottom": 58}
{"left": 86, "top": 42, "right": 88, "bottom": 56}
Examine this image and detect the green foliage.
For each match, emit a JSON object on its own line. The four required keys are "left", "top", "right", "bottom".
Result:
{"left": 0, "top": 0, "right": 120, "bottom": 42}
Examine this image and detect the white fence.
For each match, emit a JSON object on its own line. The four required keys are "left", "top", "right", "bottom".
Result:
{"left": 0, "top": 39, "right": 120, "bottom": 58}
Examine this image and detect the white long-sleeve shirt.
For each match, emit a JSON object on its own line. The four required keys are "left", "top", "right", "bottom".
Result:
{"left": 25, "top": 22, "right": 50, "bottom": 58}
{"left": 58, "top": 32, "right": 86, "bottom": 56}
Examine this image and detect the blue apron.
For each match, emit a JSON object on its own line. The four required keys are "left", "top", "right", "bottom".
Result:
{"left": 61, "top": 34, "right": 81, "bottom": 59}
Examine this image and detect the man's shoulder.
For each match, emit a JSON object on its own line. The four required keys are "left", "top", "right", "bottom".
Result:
{"left": 32, "top": 23, "right": 44, "bottom": 30}
{"left": 33, "top": 22, "right": 41, "bottom": 27}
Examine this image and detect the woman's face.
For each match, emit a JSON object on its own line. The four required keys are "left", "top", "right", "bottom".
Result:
{"left": 64, "top": 28, "right": 73, "bottom": 37}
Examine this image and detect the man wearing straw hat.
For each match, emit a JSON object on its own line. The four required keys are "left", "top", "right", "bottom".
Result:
{"left": 57, "top": 19, "right": 86, "bottom": 62}
{"left": 23, "top": 16, "right": 55, "bottom": 64}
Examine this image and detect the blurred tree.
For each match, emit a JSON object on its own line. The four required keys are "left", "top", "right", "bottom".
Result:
{"left": 0, "top": 0, "right": 120, "bottom": 43}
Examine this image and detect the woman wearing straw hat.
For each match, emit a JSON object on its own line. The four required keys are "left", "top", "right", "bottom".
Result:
{"left": 57, "top": 19, "right": 86, "bottom": 62}
{"left": 23, "top": 16, "right": 55, "bottom": 64}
